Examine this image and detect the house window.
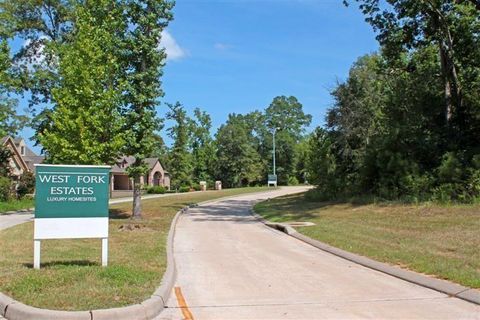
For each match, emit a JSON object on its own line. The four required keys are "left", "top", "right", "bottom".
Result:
{"left": 20, "top": 146, "right": 25, "bottom": 156}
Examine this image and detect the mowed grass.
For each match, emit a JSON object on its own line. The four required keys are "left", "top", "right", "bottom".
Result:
{"left": 254, "top": 193, "right": 480, "bottom": 289}
{"left": 0, "top": 198, "right": 34, "bottom": 213}
{"left": 0, "top": 187, "right": 270, "bottom": 310}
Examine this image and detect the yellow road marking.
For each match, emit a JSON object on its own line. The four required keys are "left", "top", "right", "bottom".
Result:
{"left": 175, "top": 286, "right": 194, "bottom": 320}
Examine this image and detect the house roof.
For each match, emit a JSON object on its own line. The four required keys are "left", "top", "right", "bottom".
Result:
{"left": 1, "top": 136, "right": 30, "bottom": 173}
{"left": 145, "top": 158, "right": 160, "bottom": 169}
{"left": 2, "top": 136, "right": 44, "bottom": 172}
{"left": 111, "top": 156, "right": 166, "bottom": 174}
{"left": 24, "top": 156, "right": 45, "bottom": 172}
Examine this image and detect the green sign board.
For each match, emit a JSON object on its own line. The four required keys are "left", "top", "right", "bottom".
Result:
{"left": 35, "top": 165, "right": 111, "bottom": 218}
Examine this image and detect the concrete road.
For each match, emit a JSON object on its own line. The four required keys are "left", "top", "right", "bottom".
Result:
{"left": 157, "top": 187, "right": 479, "bottom": 320}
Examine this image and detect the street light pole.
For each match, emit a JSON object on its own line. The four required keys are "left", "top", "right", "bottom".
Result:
{"left": 272, "top": 128, "right": 276, "bottom": 176}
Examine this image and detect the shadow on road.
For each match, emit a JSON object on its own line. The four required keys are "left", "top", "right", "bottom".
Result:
{"left": 188, "top": 200, "right": 259, "bottom": 223}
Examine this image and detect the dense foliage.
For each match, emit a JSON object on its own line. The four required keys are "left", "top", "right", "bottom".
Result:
{"left": 36, "top": 0, "right": 126, "bottom": 164}
{"left": 306, "top": 0, "right": 480, "bottom": 202}
{"left": 0, "top": 0, "right": 173, "bottom": 218}
{"left": 4, "top": 0, "right": 478, "bottom": 204}
{"left": 163, "top": 96, "right": 312, "bottom": 189}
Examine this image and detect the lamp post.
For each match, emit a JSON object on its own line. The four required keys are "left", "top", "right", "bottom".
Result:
{"left": 272, "top": 128, "right": 276, "bottom": 176}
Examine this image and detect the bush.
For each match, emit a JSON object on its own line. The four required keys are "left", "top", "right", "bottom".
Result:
{"left": 179, "top": 186, "right": 190, "bottom": 193}
{"left": 399, "top": 173, "right": 433, "bottom": 202}
{"left": 17, "top": 171, "right": 35, "bottom": 198}
{"left": 191, "top": 184, "right": 201, "bottom": 191}
{"left": 467, "top": 169, "right": 480, "bottom": 199}
{"left": 146, "top": 186, "right": 166, "bottom": 194}
{"left": 288, "top": 176, "right": 299, "bottom": 186}
{"left": 430, "top": 183, "right": 462, "bottom": 203}
{"left": 0, "top": 176, "right": 12, "bottom": 202}
{"left": 437, "top": 152, "right": 463, "bottom": 184}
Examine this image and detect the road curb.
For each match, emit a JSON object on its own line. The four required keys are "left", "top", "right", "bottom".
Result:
{"left": 250, "top": 208, "right": 480, "bottom": 306}
{"left": 0, "top": 207, "right": 183, "bottom": 320}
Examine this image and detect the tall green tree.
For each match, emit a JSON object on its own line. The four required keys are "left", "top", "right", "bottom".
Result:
{"left": 190, "top": 107, "right": 215, "bottom": 183}
{"left": 306, "top": 127, "right": 339, "bottom": 199}
{"left": 150, "top": 132, "right": 168, "bottom": 159}
{"left": 262, "top": 96, "right": 312, "bottom": 185}
{"left": 0, "top": 0, "right": 74, "bottom": 111}
{"left": 215, "top": 114, "right": 263, "bottom": 187}
{"left": 36, "top": 0, "right": 126, "bottom": 165}
{"left": 166, "top": 102, "right": 192, "bottom": 189}
{"left": 346, "top": 0, "right": 480, "bottom": 143}
{"left": 0, "top": 39, "right": 27, "bottom": 138}
{"left": 0, "top": 36, "right": 26, "bottom": 178}
{"left": 322, "top": 50, "right": 448, "bottom": 198}
{"left": 122, "top": 0, "right": 174, "bottom": 219}
{"left": 294, "top": 136, "right": 310, "bottom": 184}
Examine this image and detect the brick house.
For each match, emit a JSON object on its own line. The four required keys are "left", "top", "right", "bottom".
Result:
{"left": 1, "top": 137, "right": 170, "bottom": 191}
{"left": 110, "top": 156, "right": 171, "bottom": 191}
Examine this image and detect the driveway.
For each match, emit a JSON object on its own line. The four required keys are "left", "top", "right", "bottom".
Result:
{"left": 158, "top": 187, "right": 479, "bottom": 319}
{"left": 0, "top": 212, "right": 33, "bottom": 231}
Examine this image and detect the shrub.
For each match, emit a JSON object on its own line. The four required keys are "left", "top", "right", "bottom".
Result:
{"left": 437, "top": 152, "right": 463, "bottom": 184}
{"left": 179, "top": 186, "right": 190, "bottom": 193}
{"left": 467, "top": 169, "right": 480, "bottom": 198}
{"left": 17, "top": 171, "right": 35, "bottom": 198}
{"left": 399, "top": 173, "right": 433, "bottom": 201}
{"left": 431, "top": 183, "right": 464, "bottom": 203}
{"left": 192, "top": 184, "right": 201, "bottom": 191}
{"left": 146, "top": 186, "right": 166, "bottom": 194}
{"left": 288, "top": 176, "right": 299, "bottom": 186}
{"left": 0, "top": 176, "right": 12, "bottom": 202}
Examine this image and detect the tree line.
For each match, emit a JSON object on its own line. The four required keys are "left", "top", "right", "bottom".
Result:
{"left": 0, "top": 1, "right": 313, "bottom": 214}
{"left": 3, "top": 0, "right": 478, "bottom": 209}
{"left": 306, "top": 0, "right": 480, "bottom": 202}
{"left": 160, "top": 96, "right": 312, "bottom": 190}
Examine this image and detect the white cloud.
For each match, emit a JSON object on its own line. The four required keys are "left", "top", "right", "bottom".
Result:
{"left": 214, "top": 43, "right": 232, "bottom": 51}
{"left": 159, "top": 30, "right": 186, "bottom": 61}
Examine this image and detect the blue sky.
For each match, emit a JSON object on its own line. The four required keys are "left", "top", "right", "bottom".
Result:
{"left": 19, "top": 0, "right": 379, "bottom": 151}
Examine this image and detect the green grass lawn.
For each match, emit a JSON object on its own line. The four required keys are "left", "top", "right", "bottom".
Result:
{"left": 254, "top": 192, "right": 480, "bottom": 289}
{"left": 0, "top": 187, "right": 270, "bottom": 311}
{"left": 0, "top": 198, "right": 34, "bottom": 213}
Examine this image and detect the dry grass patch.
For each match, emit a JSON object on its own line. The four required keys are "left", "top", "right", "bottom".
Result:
{"left": 0, "top": 187, "right": 270, "bottom": 310}
{"left": 254, "top": 193, "right": 480, "bottom": 289}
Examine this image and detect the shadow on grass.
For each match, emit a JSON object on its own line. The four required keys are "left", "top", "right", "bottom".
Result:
{"left": 256, "top": 192, "right": 421, "bottom": 223}
{"left": 109, "top": 208, "right": 131, "bottom": 219}
{"left": 23, "top": 260, "right": 100, "bottom": 269}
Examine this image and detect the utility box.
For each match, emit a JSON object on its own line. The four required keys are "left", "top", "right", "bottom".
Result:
{"left": 215, "top": 181, "right": 222, "bottom": 190}
{"left": 199, "top": 181, "right": 207, "bottom": 191}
